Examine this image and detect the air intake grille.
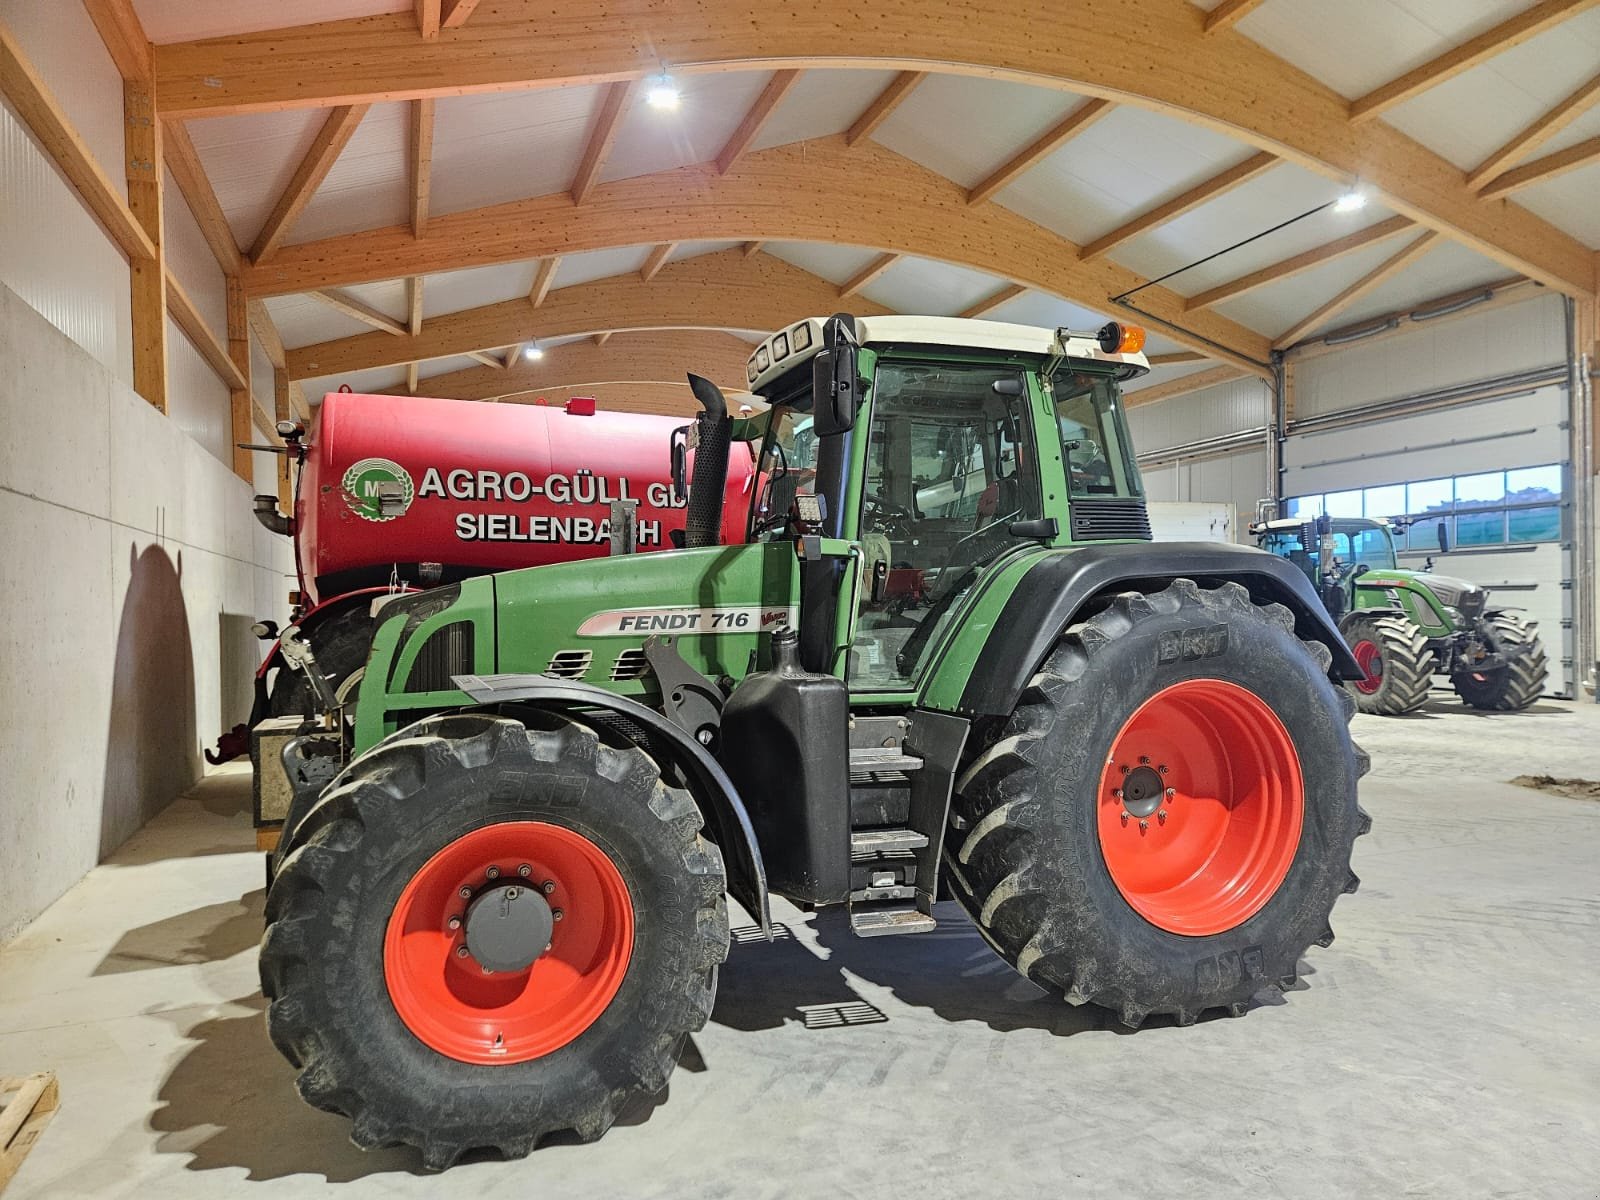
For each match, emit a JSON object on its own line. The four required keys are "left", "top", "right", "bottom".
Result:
{"left": 405, "top": 621, "right": 475, "bottom": 692}
{"left": 1069, "top": 497, "right": 1152, "bottom": 542}
{"left": 546, "top": 650, "right": 592, "bottom": 679}
{"left": 610, "top": 648, "right": 649, "bottom": 680}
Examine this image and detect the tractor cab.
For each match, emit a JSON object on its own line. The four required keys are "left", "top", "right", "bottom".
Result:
{"left": 1252, "top": 515, "right": 1401, "bottom": 620}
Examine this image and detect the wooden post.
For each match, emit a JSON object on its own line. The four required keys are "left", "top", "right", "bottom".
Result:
{"left": 124, "top": 80, "right": 166, "bottom": 410}
{"left": 227, "top": 277, "right": 253, "bottom": 481}
{"left": 274, "top": 368, "right": 294, "bottom": 512}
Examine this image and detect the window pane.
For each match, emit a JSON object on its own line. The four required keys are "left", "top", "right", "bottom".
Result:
{"left": 1363, "top": 484, "right": 1406, "bottom": 519}
{"left": 1285, "top": 494, "right": 1323, "bottom": 519}
{"left": 1507, "top": 464, "right": 1561, "bottom": 505}
{"left": 1508, "top": 505, "right": 1561, "bottom": 543}
{"left": 1324, "top": 489, "right": 1362, "bottom": 518}
{"left": 1407, "top": 478, "right": 1452, "bottom": 516}
{"left": 1455, "top": 510, "right": 1504, "bottom": 546}
{"left": 1408, "top": 519, "right": 1449, "bottom": 552}
{"left": 1454, "top": 471, "right": 1504, "bottom": 510}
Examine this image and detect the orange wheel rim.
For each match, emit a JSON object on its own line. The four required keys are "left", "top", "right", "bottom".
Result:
{"left": 1097, "top": 679, "right": 1304, "bottom": 936}
{"left": 1352, "top": 639, "right": 1383, "bottom": 694}
{"left": 383, "top": 822, "right": 634, "bottom": 1064}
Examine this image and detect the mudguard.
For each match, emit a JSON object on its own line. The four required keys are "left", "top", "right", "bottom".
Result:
{"left": 957, "top": 541, "right": 1364, "bottom": 717}
{"left": 452, "top": 673, "right": 771, "bottom": 934}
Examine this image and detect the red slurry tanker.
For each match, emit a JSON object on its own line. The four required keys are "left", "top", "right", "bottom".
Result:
{"left": 229, "top": 391, "right": 752, "bottom": 740}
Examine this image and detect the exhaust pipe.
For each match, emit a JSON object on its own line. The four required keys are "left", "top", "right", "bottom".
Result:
{"left": 253, "top": 494, "right": 293, "bottom": 536}
{"left": 683, "top": 374, "right": 732, "bottom": 549}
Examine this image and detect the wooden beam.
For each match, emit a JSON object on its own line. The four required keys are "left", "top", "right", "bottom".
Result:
{"left": 82, "top": 0, "right": 153, "bottom": 83}
{"left": 466, "top": 349, "right": 508, "bottom": 368}
{"left": 248, "top": 299, "right": 286, "bottom": 368}
{"left": 570, "top": 80, "right": 637, "bottom": 205}
{"left": 1467, "top": 71, "right": 1600, "bottom": 191}
{"left": 0, "top": 27, "right": 155, "bottom": 262}
{"left": 150, "top": 3, "right": 1598, "bottom": 296}
{"left": 1350, "top": 0, "right": 1600, "bottom": 124}
{"left": 227, "top": 277, "right": 253, "bottom": 480}
{"left": 502, "top": 345, "right": 523, "bottom": 368}
{"left": 309, "top": 289, "right": 408, "bottom": 335}
{"left": 1125, "top": 364, "right": 1247, "bottom": 407}
{"left": 1184, "top": 214, "right": 1415, "bottom": 311}
{"left": 640, "top": 242, "right": 677, "bottom": 282}
{"left": 409, "top": 98, "right": 435, "bottom": 236}
{"left": 442, "top": 0, "right": 484, "bottom": 28}
{"left": 166, "top": 270, "right": 247, "bottom": 390}
{"left": 1080, "top": 151, "right": 1276, "bottom": 261}
{"left": 716, "top": 69, "right": 801, "bottom": 173}
{"left": 846, "top": 71, "right": 925, "bottom": 147}
{"left": 1146, "top": 351, "right": 1207, "bottom": 365}
{"left": 839, "top": 252, "right": 901, "bottom": 299}
{"left": 742, "top": 240, "right": 765, "bottom": 258}
{"left": 529, "top": 257, "right": 560, "bottom": 306}
{"left": 250, "top": 104, "right": 370, "bottom": 263}
{"left": 1202, "top": 0, "right": 1266, "bottom": 33}
{"left": 416, "top": 0, "right": 441, "bottom": 39}
{"left": 408, "top": 276, "right": 424, "bottom": 335}
{"left": 162, "top": 120, "right": 241, "bottom": 274}
{"left": 1272, "top": 231, "right": 1441, "bottom": 350}
{"left": 958, "top": 282, "right": 1027, "bottom": 319}
{"left": 406, "top": 362, "right": 420, "bottom": 393}
{"left": 243, "top": 136, "right": 1273, "bottom": 375}
{"left": 967, "top": 99, "right": 1113, "bottom": 206}
{"left": 126, "top": 80, "right": 167, "bottom": 411}
{"left": 287, "top": 246, "right": 893, "bottom": 378}
{"left": 1478, "top": 135, "right": 1600, "bottom": 201}
{"left": 594, "top": 331, "right": 614, "bottom": 346}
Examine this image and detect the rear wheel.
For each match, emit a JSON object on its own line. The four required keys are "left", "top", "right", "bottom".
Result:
{"left": 1343, "top": 613, "right": 1432, "bottom": 716}
{"left": 260, "top": 713, "right": 728, "bottom": 1168}
{"left": 948, "top": 579, "right": 1370, "bottom": 1027}
{"left": 1451, "top": 612, "right": 1546, "bottom": 711}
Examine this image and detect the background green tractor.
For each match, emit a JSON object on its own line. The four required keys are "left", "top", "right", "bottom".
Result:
{"left": 1253, "top": 514, "right": 1547, "bottom": 716}
{"left": 261, "top": 314, "right": 1371, "bottom": 1168}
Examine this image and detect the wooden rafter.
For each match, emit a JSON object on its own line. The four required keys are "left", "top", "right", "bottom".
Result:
{"left": 1146, "top": 351, "right": 1206, "bottom": 366}
{"left": 1202, "top": 0, "right": 1266, "bottom": 34}
{"left": 839, "top": 252, "right": 901, "bottom": 299}
{"left": 594, "top": 331, "right": 614, "bottom": 346}
{"left": 1184, "top": 214, "right": 1414, "bottom": 312}
{"left": 466, "top": 349, "right": 509, "bottom": 368}
{"left": 1124, "top": 364, "right": 1246, "bottom": 407}
{"left": 406, "top": 277, "right": 422, "bottom": 396}
{"left": 286, "top": 247, "right": 892, "bottom": 378}
{"left": 1467, "top": 71, "right": 1600, "bottom": 191}
{"left": 1080, "top": 151, "right": 1276, "bottom": 261}
{"left": 716, "top": 70, "right": 801, "bottom": 173}
{"left": 958, "top": 283, "right": 1026, "bottom": 319}
{"left": 1478, "top": 135, "right": 1600, "bottom": 202}
{"left": 415, "top": 0, "right": 440, "bottom": 39}
{"left": 967, "top": 99, "right": 1113, "bottom": 206}
{"left": 640, "top": 243, "right": 676, "bottom": 282}
{"left": 166, "top": 271, "right": 246, "bottom": 390}
{"left": 310, "top": 289, "right": 408, "bottom": 335}
{"left": 1272, "top": 231, "right": 1440, "bottom": 350}
{"left": 1350, "top": 0, "right": 1600, "bottom": 124}
{"left": 251, "top": 104, "right": 370, "bottom": 263}
{"left": 442, "top": 0, "right": 484, "bottom": 29}
{"left": 241, "top": 136, "right": 1273, "bottom": 375}
{"left": 410, "top": 98, "right": 435, "bottom": 236}
{"left": 127, "top": 79, "right": 166, "bottom": 410}
{"left": 151, "top": 3, "right": 1597, "bottom": 296}
{"left": 846, "top": 71, "right": 924, "bottom": 147}
{"left": 570, "top": 80, "right": 636, "bottom": 205}
{"left": 163, "top": 120, "right": 241, "bottom": 273}
{"left": 529, "top": 257, "right": 560, "bottom": 306}
{"left": 82, "top": 0, "right": 153, "bottom": 83}
{"left": 742, "top": 241, "right": 765, "bottom": 258}
{"left": 226, "top": 276, "right": 253, "bottom": 479}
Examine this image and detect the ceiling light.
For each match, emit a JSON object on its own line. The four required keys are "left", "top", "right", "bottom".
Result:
{"left": 523, "top": 344, "right": 544, "bottom": 361}
{"left": 644, "top": 74, "right": 680, "bottom": 111}
{"left": 1333, "top": 189, "right": 1368, "bottom": 214}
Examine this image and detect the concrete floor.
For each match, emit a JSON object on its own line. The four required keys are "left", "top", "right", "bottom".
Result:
{"left": 2, "top": 696, "right": 1598, "bottom": 1198}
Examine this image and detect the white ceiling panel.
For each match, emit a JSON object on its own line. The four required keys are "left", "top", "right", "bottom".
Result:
{"left": 420, "top": 262, "right": 540, "bottom": 316}
{"left": 1512, "top": 161, "right": 1600, "bottom": 248}
{"left": 749, "top": 69, "right": 902, "bottom": 153}
{"left": 1210, "top": 235, "right": 1426, "bottom": 341}
{"left": 858, "top": 257, "right": 1006, "bottom": 317}
{"left": 263, "top": 294, "right": 374, "bottom": 348}
{"left": 601, "top": 72, "right": 773, "bottom": 184}
{"left": 133, "top": 0, "right": 406, "bottom": 43}
{"left": 761, "top": 242, "right": 884, "bottom": 287}
{"left": 303, "top": 365, "right": 409, "bottom": 401}
{"left": 339, "top": 278, "right": 410, "bottom": 322}
{"left": 551, "top": 246, "right": 653, "bottom": 288}
{"left": 188, "top": 109, "right": 324, "bottom": 249}
{"left": 431, "top": 85, "right": 605, "bottom": 216}
{"left": 1300, "top": 239, "right": 1515, "bottom": 338}
{"left": 997, "top": 106, "right": 1259, "bottom": 247}
{"left": 971, "top": 289, "right": 1114, "bottom": 335}
{"left": 418, "top": 354, "right": 492, "bottom": 379}
{"left": 292, "top": 101, "right": 410, "bottom": 244}
{"left": 1124, "top": 360, "right": 1219, "bottom": 395}
{"left": 873, "top": 75, "right": 1086, "bottom": 191}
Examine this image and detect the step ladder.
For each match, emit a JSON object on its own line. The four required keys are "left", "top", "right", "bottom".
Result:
{"left": 846, "top": 739, "right": 937, "bottom": 937}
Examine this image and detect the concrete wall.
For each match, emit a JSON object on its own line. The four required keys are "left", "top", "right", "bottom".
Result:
{"left": 0, "top": 283, "right": 294, "bottom": 944}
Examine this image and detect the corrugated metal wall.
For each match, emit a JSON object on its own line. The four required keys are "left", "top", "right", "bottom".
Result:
{"left": 1128, "top": 376, "right": 1273, "bottom": 537}
{"left": 164, "top": 169, "right": 228, "bottom": 335}
{"left": 165, "top": 318, "right": 232, "bottom": 462}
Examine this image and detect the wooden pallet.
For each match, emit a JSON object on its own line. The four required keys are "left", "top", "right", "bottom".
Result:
{"left": 0, "top": 1074, "right": 58, "bottom": 1194}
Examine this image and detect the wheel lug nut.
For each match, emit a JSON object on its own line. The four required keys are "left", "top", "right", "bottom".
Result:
{"left": 1120, "top": 813, "right": 1129, "bottom": 827}
{"left": 1139, "top": 756, "right": 1150, "bottom": 765}
{"left": 1165, "top": 787, "right": 1175, "bottom": 797}
{"left": 447, "top": 916, "right": 462, "bottom": 930}
{"left": 1119, "top": 765, "right": 1129, "bottom": 774}
{"left": 481, "top": 966, "right": 494, "bottom": 975}
{"left": 552, "top": 909, "right": 565, "bottom": 922}
{"left": 541, "top": 880, "right": 556, "bottom": 895}
{"left": 1139, "top": 819, "right": 1148, "bottom": 832}
{"left": 518, "top": 864, "right": 532, "bottom": 877}
{"left": 456, "top": 946, "right": 470, "bottom": 958}
{"left": 1158, "top": 765, "right": 1168, "bottom": 774}
{"left": 1158, "top": 810, "right": 1167, "bottom": 824}
{"left": 458, "top": 886, "right": 472, "bottom": 899}
{"left": 1112, "top": 788, "right": 1122, "bottom": 799}
{"left": 486, "top": 866, "right": 500, "bottom": 880}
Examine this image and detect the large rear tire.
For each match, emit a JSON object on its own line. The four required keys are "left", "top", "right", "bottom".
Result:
{"left": 1344, "top": 612, "right": 1432, "bottom": 716}
{"left": 260, "top": 713, "right": 728, "bottom": 1169}
{"left": 1451, "top": 612, "right": 1547, "bottom": 711}
{"left": 947, "top": 579, "right": 1370, "bottom": 1028}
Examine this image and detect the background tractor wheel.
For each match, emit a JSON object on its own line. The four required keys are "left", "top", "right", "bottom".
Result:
{"left": 1344, "top": 613, "right": 1432, "bottom": 716}
{"left": 268, "top": 605, "right": 374, "bottom": 718}
{"left": 260, "top": 712, "right": 728, "bottom": 1169}
{"left": 947, "top": 579, "right": 1370, "bottom": 1028}
{"left": 1452, "top": 612, "right": 1547, "bottom": 711}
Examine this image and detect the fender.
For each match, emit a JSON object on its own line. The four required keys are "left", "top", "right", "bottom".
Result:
{"left": 452, "top": 672, "right": 771, "bottom": 935}
{"left": 957, "top": 541, "right": 1364, "bottom": 717}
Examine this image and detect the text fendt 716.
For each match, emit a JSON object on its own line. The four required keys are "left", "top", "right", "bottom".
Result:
{"left": 260, "top": 314, "right": 1371, "bottom": 1168}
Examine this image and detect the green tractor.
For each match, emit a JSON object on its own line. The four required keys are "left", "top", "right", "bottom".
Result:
{"left": 1252, "top": 514, "right": 1547, "bottom": 716}
{"left": 261, "top": 315, "right": 1370, "bottom": 1167}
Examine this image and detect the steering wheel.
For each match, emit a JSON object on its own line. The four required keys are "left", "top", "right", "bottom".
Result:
{"left": 863, "top": 495, "right": 918, "bottom": 539}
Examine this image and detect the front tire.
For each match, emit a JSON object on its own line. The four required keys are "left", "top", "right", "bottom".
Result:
{"left": 260, "top": 713, "right": 728, "bottom": 1169}
{"left": 1344, "top": 613, "right": 1433, "bottom": 715}
{"left": 948, "top": 579, "right": 1370, "bottom": 1028}
{"left": 1451, "top": 612, "right": 1547, "bottom": 711}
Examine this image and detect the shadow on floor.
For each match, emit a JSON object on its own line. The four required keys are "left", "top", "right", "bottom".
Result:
{"left": 94, "top": 889, "right": 265, "bottom": 976}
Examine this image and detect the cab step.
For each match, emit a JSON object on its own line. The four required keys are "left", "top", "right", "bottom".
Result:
{"left": 848, "top": 748, "right": 924, "bottom": 779}
{"left": 850, "top": 906, "right": 938, "bottom": 937}
{"left": 850, "top": 828, "right": 929, "bottom": 855}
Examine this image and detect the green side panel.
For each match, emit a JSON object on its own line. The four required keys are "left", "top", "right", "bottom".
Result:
{"left": 1353, "top": 571, "right": 1453, "bottom": 637}
{"left": 916, "top": 547, "right": 1050, "bottom": 712}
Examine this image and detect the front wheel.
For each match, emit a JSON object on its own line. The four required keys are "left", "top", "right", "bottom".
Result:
{"left": 1451, "top": 612, "right": 1547, "bottom": 711}
{"left": 1344, "top": 613, "right": 1433, "bottom": 716}
{"left": 948, "top": 579, "right": 1370, "bottom": 1028}
{"left": 260, "top": 713, "right": 729, "bottom": 1169}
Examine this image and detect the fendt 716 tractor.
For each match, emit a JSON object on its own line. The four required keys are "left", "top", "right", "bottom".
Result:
{"left": 1253, "top": 515, "right": 1547, "bottom": 715}
{"left": 260, "top": 315, "right": 1371, "bottom": 1168}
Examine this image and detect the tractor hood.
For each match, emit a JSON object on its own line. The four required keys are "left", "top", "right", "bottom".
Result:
{"left": 1359, "top": 569, "right": 1487, "bottom": 616}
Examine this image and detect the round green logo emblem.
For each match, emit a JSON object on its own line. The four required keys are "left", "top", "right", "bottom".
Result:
{"left": 341, "top": 457, "right": 415, "bottom": 522}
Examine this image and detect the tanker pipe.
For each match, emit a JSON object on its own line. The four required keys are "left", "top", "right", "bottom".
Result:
{"left": 684, "top": 374, "right": 732, "bottom": 548}
{"left": 253, "top": 494, "right": 293, "bottom": 536}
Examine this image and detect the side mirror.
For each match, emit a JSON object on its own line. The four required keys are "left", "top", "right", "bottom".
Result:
{"left": 1436, "top": 520, "right": 1450, "bottom": 554}
{"left": 1353, "top": 563, "right": 1370, "bottom": 580}
{"left": 812, "top": 313, "right": 860, "bottom": 437}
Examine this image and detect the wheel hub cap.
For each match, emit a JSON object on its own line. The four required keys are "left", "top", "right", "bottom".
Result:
{"left": 1119, "top": 765, "right": 1166, "bottom": 818}
{"left": 465, "top": 884, "right": 554, "bottom": 974}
